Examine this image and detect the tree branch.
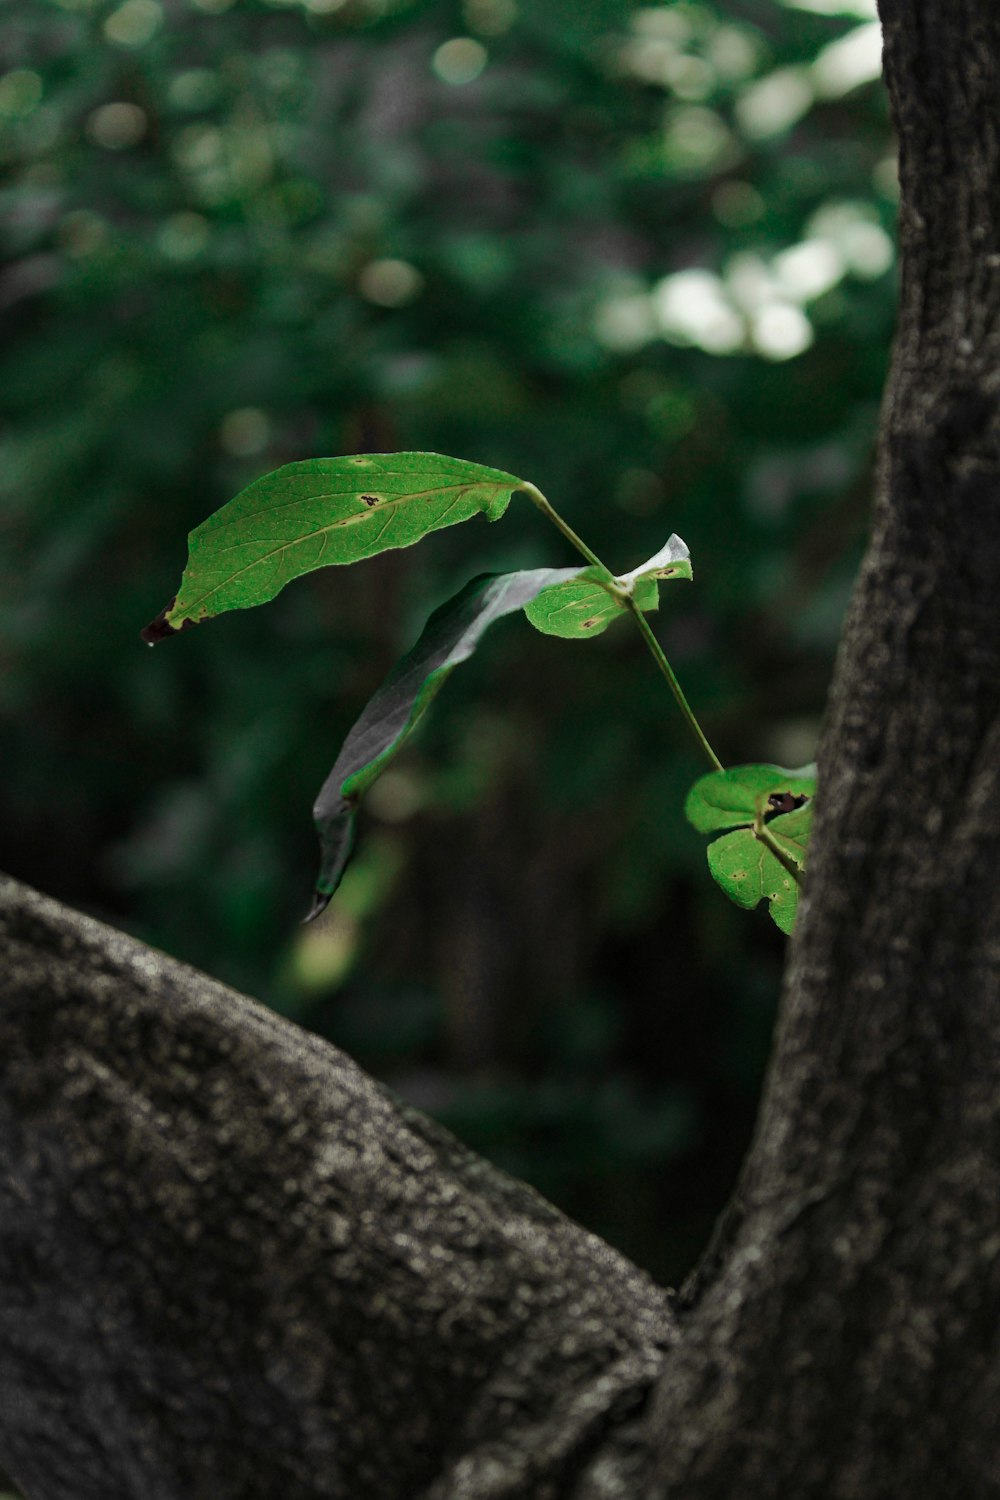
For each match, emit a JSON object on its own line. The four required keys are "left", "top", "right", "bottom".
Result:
{"left": 0, "top": 873, "right": 674, "bottom": 1500}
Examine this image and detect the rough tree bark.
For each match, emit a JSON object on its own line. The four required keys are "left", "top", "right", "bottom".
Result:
{"left": 3, "top": 1, "right": 1000, "bottom": 1495}
{"left": 0, "top": 878, "right": 674, "bottom": 1500}
{"left": 646, "top": 0, "right": 1000, "bottom": 1486}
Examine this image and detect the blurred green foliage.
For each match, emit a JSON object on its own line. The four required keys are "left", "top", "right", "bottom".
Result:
{"left": 1, "top": 0, "right": 893, "bottom": 1285}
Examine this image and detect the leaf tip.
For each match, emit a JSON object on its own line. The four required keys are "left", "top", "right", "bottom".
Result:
{"left": 140, "top": 598, "right": 192, "bottom": 645}
{"left": 303, "top": 889, "right": 333, "bottom": 924}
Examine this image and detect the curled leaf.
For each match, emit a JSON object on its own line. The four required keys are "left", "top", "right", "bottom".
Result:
{"left": 617, "top": 535, "right": 692, "bottom": 586}
{"left": 308, "top": 566, "right": 578, "bottom": 920}
{"left": 524, "top": 535, "right": 691, "bottom": 639}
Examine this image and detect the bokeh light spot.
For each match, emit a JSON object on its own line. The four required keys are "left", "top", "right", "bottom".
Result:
{"left": 463, "top": 0, "right": 517, "bottom": 37}
{"left": 358, "top": 258, "right": 424, "bottom": 307}
{"left": 157, "top": 211, "right": 212, "bottom": 261}
{"left": 593, "top": 292, "right": 657, "bottom": 353}
{"left": 168, "top": 69, "right": 221, "bottom": 111}
{"left": 0, "top": 69, "right": 43, "bottom": 120}
{"left": 812, "top": 22, "right": 883, "bottom": 97}
{"left": 220, "top": 408, "right": 272, "bottom": 457}
{"left": 87, "top": 101, "right": 148, "bottom": 149}
{"left": 654, "top": 269, "right": 745, "bottom": 355}
{"left": 736, "top": 68, "right": 813, "bottom": 139}
{"left": 772, "top": 239, "right": 844, "bottom": 302}
{"left": 104, "top": 0, "right": 163, "bottom": 47}
{"left": 751, "top": 303, "right": 814, "bottom": 360}
{"left": 432, "top": 38, "right": 488, "bottom": 85}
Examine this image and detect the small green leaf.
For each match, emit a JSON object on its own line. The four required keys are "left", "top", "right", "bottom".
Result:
{"left": 308, "top": 566, "right": 579, "bottom": 920}
{"left": 524, "top": 568, "right": 650, "bottom": 638}
{"left": 524, "top": 535, "right": 691, "bottom": 639}
{"left": 142, "top": 452, "right": 524, "bottom": 640}
{"left": 685, "top": 763, "right": 816, "bottom": 934}
{"left": 706, "top": 800, "right": 812, "bottom": 936}
{"left": 684, "top": 762, "right": 816, "bottom": 834}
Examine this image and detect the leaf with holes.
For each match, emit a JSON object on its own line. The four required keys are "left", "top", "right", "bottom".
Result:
{"left": 307, "top": 565, "right": 579, "bottom": 921}
{"left": 141, "top": 452, "right": 524, "bottom": 641}
{"left": 685, "top": 764, "right": 816, "bottom": 934}
{"left": 524, "top": 535, "right": 692, "bottom": 639}
{"left": 706, "top": 799, "right": 812, "bottom": 935}
{"left": 684, "top": 763, "right": 816, "bottom": 834}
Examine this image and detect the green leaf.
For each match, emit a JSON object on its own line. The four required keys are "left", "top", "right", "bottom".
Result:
{"left": 141, "top": 452, "right": 523, "bottom": 640}
{"left": 307, "top": 566, "right": 579, "bottom": 921}
{"left": 684, "top": 764, "right": 817, "bottom": 933}
{"left": 524, "top": 535, "right": 692, "bottom": 639}
{"left": 684, "top": 762, "right": 816, "bottom": 834}
{"left": 706, "top": 800, "right": 812, "bottom": 936}
{"left": 525, "top": 568, "right": 651, "bottom": 637}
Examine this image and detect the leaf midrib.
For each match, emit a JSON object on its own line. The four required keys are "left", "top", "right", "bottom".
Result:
{"left": 202, "top": 472, "right": 509, "bottom": 529}
{"left": 177, "top": 479, "right": 511, "bottom": 616}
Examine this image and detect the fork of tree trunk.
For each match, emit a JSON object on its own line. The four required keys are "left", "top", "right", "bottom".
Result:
{"left": 4, "top": 2, "right": 1000, "bottom": 1495}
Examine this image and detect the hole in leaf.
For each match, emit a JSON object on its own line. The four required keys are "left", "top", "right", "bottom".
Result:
{"left": 764, "top": 791, "right": 809, "bottom": 821}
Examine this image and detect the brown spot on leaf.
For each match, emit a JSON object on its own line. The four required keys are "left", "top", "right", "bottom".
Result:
{"left": 140, "top": 598, "right": 196, "bottom": 646}
{"left": 581, "top": 616, "right": 600, "bottom": 629}
{"left": 361, "top": 494, "right": 380, "bottom": 507}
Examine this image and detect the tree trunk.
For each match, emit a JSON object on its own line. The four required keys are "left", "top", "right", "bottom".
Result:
{"left": 645, "top": 1, "right": 1000, "bottom": 1492}
{"left": 3, "top": 2, "right": 1000, "bottom": 1496}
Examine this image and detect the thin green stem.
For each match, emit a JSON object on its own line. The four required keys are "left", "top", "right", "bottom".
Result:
{"left": 753, "top": 817, "right": 803, "bottom": 886}
{"left": 625, "top": 601, "right": 724, "bottom": 772}
{"left": 520, "top": 480, "right": 723, "bottom": 773}
{"left": 518, "top": 482, "right": 618, "bottom": 581}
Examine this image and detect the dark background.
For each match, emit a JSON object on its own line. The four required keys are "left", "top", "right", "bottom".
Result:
{"left": 1, "top": 0, "right": 892, "bottom": 1288}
